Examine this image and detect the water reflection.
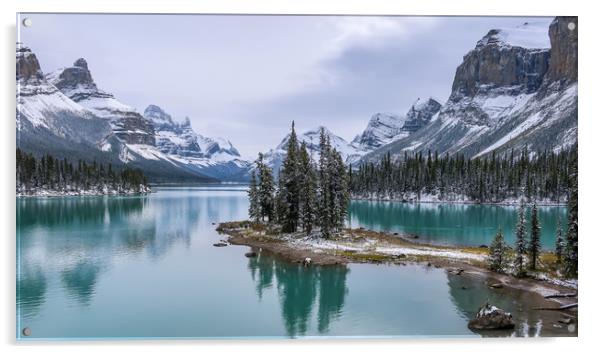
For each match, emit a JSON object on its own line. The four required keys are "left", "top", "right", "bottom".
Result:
{"left": 248, "top": 253, "right": 348, "bottom": 337}
{"left": 17, "top": 265, "right": 47, "bottom": 320}
{"left": 16, "top": 191, "right": 211, "bottom": 317}
{"left": 348, "top": 201, "right": 566, "bottom": 248}
{"left": 61, "top": 262, "right": 102, "bottom": 306}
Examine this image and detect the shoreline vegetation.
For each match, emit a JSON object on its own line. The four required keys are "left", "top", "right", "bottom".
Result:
{"left": 16, "top": 149, "right": 151, "bottom": 197}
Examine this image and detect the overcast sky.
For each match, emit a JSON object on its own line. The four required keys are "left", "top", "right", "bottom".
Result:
{"left": 20, "top": 14, "right": 552, "bottom": 157}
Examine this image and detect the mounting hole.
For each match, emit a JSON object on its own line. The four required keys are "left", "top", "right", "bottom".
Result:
{"left": 22, "top": 18, "right": 32, "bottom": 27}
{"left": 567, "top": 22, "right": 576, "bottom": 31}
{"left": 22, "top": 327, "right": 31, "bottom": 336}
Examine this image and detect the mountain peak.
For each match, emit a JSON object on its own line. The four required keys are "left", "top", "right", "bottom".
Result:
{"left": 16, "top": 44, "right": 44, "bottom": 82}
{"left": 475, "top": 22, "right": 551, "bottom": 50}
{"left": 144, "top": 104, "right": 174, "bottom": 125}
{"left": 73, "top": 58, "right": 89, "bottom": 70}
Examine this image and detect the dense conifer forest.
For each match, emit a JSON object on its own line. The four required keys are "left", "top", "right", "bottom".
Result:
{"left": 248, "top": 124, "right": 349, "bottom": 238}
{"left": 16, "top": 149, "right": 150, "bottom": 195}
{"left": 350, "top": 146, "right": 577, "bottom": 204}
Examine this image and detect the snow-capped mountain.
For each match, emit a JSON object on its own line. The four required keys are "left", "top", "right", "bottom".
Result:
{"left": 362, "top": 17, "right": 577, "bottom": 162}
{"left": 17, "top": 47, "right": 249, "bottom": 182}
{"left": 265, "top": 126, "right": 363, "bottom": 173}
{"left": 47, "top": 58, "right": 156, "bottom": 146}
{"left": 16, "top": 44, "right": 120, "bottom": 160}
{"left": 352, "top": 113, "right": 407, "bottom": 151}
{"left": 142, "top": 105, "right": 251, "bottom": 181}
{"left": 352, "top": 98, "right": 442, "bottom": 151}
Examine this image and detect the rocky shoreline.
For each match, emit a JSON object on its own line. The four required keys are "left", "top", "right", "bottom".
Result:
{"left": 217, "top": 220, "right": 578, "bottom": 336}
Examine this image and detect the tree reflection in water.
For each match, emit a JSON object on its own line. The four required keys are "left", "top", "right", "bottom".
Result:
{"left": 248, "top": 252, "right": 348, "bottom": 337}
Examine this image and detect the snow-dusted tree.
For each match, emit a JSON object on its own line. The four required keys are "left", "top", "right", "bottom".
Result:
{"left": 513, "top": 201, "right": 528, "bottom": 277}
{"left": 248, "top": 170, "right": 261, "bottom": 222}
{"left": 564, "top": 149, "right": 578, "bottom": 277}
{"left": 330, "top": 148, "right": 349, "bottom": 232}
{"left": 299, "top": 141, "right": 318, "bottom": 234}
{"left": 256, "top": 153, "right": 275, "bottom": 222}
{"left": 274, "top": 168, "right": 286, "bottom": 225}
{"left": 528, "top": 203, "right": 542, "bottom": 271}
{"left": 555, "top": 219, "right": 564, "bottom": 264}
{"left": 318, "top": 128, "right": 333, "bottom": 238}
{"left": 280, "top": 121, "right": 301, "bottom": 233}
{"left": 488, "top": 228, "right": 509, "bottom": 273}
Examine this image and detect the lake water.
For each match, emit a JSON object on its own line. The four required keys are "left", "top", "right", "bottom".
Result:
{"left": 16, "top": 186, "right": 571, "bottom": 339}
{"left": 348, "top": 200, "right": 566, "bottom": 249}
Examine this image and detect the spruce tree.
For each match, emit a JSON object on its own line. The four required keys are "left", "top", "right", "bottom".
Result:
{"left": 513, "top": 201, "right": 528, "bottom": 277}
{"left": 248, "top": 171, "right": 261, "bottom": 222}
{"left": 488, "top": 228, "right": 509, "bottom": 273}
{"left": 318, "top": 128, "right": 333, "bottom": 238}
{"left": 528, "top": 203, "right": 542, "bottom": 271}
{"left": 299, "top": 142, "right": 318, "bottom": 234}
{"left": 256, "top": 153, "right": 275, "bottom": 222}
{"left": 555, "top": 219, "right": 564, "bottom": 264}
{"left": 280, "top": 121, "right": 301, "bottom": 233}
{"left": 563, "top": 149, "right": 578, "bottom": 277}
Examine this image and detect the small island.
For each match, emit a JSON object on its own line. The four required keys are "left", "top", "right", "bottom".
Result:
{"left": 217, "top": 123, "right": 578, "bottom": 332}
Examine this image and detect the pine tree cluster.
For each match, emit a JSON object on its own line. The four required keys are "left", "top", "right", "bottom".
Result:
{"left": 16, "top": 149, "right": 149, "bottom": 195}
{"left": 351, "top": 146, "right": 576, "bottom": 203}
{"left": 248, "top": 124, "right": 349, "bottom": 238}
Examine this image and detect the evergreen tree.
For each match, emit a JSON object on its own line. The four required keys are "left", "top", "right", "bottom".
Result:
{"left": 318, "top": 128, "right": 333, "bottom": 238}
{"left": 528, "top": 203, "right": 542, "bottom": 271}
{"left": 298, "top": 142, "right": 318, "bottom": 234}
{"left": 280, "top": 121, "right": 301, "bottom": 232}
{"left": 256, "top": 153, "right": 275, "bottom": 222}
{"left": 488, "top": 228, "right": 509, "bottom": 273}
{"left": 564, "top": 149, "right": 578, "bottom": 277}
{"left": 555, "top": 219, "right": 564, "bottom": 264}
{"left": 274, "top": 168, "right": 287, "bottom": 224}
{"left": 248, "top": 171, "right": 261, "bottom": 222}
{"left": 513, "top": 201, "right": 528, "bottom": 277}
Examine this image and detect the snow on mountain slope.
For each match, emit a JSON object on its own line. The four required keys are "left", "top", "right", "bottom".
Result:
{"left": 16, "top": 44, "right": 114, "bottom": 150}
{"left": 476, "top": 21, "right": 551, "bottom": 50}
{"left": 362, "top": 17, "right": 577, "bottom": 162}
{"left": 352, "top": 113, "right": 407, "bottom": 151}
{"left": 352, "top": 98, "right": 442, "bottom": 152}
{"left": 143, "top": 105, "right": 251, "bottom": 181}
{"left": 265, "top": 126, "right": 363, "bottom": 173}
{"left": 48, "top": 59, "right": 155, "bottom": 146}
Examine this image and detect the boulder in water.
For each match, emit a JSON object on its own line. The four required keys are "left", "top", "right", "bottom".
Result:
{"left": 468, "top": 303, "right": 515, "bottom": 330}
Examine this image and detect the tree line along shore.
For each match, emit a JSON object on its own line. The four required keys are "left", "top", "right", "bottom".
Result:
{"left": 245, "top": 122, "right": 577, "bottom": 280}
{"left": 16, "top": 149, "right": 150, "bottom": 196}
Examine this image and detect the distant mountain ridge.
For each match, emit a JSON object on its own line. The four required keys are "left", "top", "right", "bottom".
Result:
{"left": 361, "top": 17, "right": 577, "bottom": 163}
{"left": 17, "top": 49, "right": 251, "bottom": 182}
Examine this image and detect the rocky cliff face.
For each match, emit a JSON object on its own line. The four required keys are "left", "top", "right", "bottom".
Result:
{"left": 401, "top": 98, "right": 442, "bottom": 133}
{"left": 352, "top": 98, "right": 442, "bottom": 152}
{"left": 362, "top": 18, "right": 577, "bottom": 162}
{"left": 16, "top": 45, "right": 44, "bottom": 83}
{"left": 451, "top": 28, "right": 550, "bottom": 99}
{"left": 142, "top": 104, "right": 251, "bottom": 181}
{"left": 48, "top": 59, "right": 156, "bottom": 146}
{"left": 547, "top": 17, "right": 577, "bottom": 83}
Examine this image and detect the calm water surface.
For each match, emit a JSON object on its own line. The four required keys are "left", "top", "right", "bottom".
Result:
{"left": 16, "top": 186, "right": 570, "bottom": 339}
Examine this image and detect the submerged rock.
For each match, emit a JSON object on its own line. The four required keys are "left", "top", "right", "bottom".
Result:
{"left": 245, "top": 251, "right": 257, "bottom": 258}
{"left": 213, "top": 242, "right": 227, "bottom": 247}
{"left": 468, "top": 303, "right": 515, "bottom": 330}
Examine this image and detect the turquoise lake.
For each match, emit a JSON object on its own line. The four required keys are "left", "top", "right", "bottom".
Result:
{"left": 16, "top": 186, "right": 570, "bottom": 339}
